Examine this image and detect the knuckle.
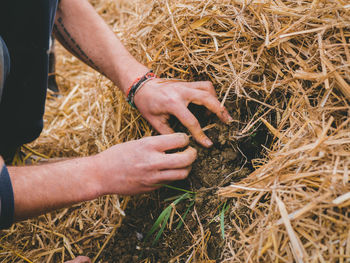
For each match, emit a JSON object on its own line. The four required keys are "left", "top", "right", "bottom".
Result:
{"left": 202, "top": 81, "right": 214, "bottom": 91}
{"left": 134, "top": 162, "right": 149, "bottom": 172}
{"left": 175, "top": 132, "right": 189, "bottom": 143}
{"left": 166, "top": 96, "right": 177, "bottom": 105}
{"left": 149, "top": 158, "right": 163, "bottom": 170}
{"left": 187, "top": 118, "right": 200, "bottom": 129}
{"left": 139, "top": 178, "right": 152, "bottom": 188}
{"left": 164, "top": 93, "right": 180, "bottom": 106}
{"left": 135, "top": 154, "right": 161, "bottom": 171}
{"left": 144, "top": 136, "right": 162, "bottom": 150}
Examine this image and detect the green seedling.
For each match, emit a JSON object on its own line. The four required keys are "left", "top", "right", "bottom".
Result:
{"left": 162, "top": 184, "right": 196, "bottom": 194}
{"left": 144, "top": 185, "right": 196, "bottom": 246}
{"left": 176, "top": 199, "right": 195, "bottom": 230}
{"left": 220, "top": 201, "right": 230, "bottom": 240}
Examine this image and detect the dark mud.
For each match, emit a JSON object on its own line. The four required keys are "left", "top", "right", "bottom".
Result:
{"left": 102, "top": 102, "right": 270, "bottom": 262}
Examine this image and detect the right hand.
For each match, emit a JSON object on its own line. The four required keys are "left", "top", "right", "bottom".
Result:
{"left": 134, "top": 79, "right": 233, "bottom": 148}
{"left": 94, "top": 133, "right": 197, "bottom": 195}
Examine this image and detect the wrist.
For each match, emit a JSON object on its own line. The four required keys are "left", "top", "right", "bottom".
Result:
{"left": 84, "top": 155, "right": 105, "bottom": 199}
{"left": 90, "top": 150, "right": 125, "bottom": 196}
{"left": 124, "top": 68, "right": 150, "bottom": 95}
{"left": 112, "top": 63, "right": 149, "bottom": 95}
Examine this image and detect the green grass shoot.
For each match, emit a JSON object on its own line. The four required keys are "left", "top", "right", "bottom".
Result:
{"left": 220, "top": 201, "right": 230, "bottom": 240}
{"left": 145, "top": 191, "right": 195, "bottom": 246}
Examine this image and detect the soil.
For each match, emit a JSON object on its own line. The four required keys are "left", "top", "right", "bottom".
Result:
{"left": 102, "top": 101, "right": 269, "bottom": 262}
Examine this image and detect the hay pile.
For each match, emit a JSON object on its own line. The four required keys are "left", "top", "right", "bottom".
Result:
{"left": 216, "top": 1, "right": 350, "bottom": 261}
{"left": 0, "top": 0, "right": 349, "bottom": 262}
{"left": 0, "top": 1, "right": 143, "bottom": 261}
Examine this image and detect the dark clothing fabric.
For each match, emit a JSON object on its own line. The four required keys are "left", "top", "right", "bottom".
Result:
{"left": 0, "top": 0, "right": 58, "bottom": 157}
{"left": 0, "top": 0, "right": 59, "bottom": 229}
{"left": 0, "top": 165, "right": 14, "bottom": 230}
{"left": 0, "top": 36, "right": 11, "bottom": 102}
{"left": 0, "top": 36, "right": 14, "bottom": 163}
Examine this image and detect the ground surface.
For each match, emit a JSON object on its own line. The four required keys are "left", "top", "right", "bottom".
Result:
{"left": 101, "top": 101, "right": 268, "bottom": 262}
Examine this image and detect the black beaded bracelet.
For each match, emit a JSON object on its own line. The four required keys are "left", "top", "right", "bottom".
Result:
{"left": 126, "top": 70, "right": 157, "bottom": 108}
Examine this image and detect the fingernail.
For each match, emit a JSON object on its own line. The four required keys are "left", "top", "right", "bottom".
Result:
{"left": 223, "top": 111, "right": 233, "bottom": 124}
{"left": 180, "top": 132, "right": 188, "bottom": 138}
{"left": 189, "top": 146, "right": 197, "bottom": 155}
{"left": 228, "top": 115, "right": 234, "bottom": 123}
{"left": 177, "top": 132, "right": 188, "bottom": 139}
{"left": 204, "top": 138, "right": 213, "bottom": 147}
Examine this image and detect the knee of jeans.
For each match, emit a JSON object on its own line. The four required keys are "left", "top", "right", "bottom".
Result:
{"left": 0, "top": 36, "right": 10, "bottom": 102}
{"left": 0, "top": 36, "right": 10, "bottom": 78}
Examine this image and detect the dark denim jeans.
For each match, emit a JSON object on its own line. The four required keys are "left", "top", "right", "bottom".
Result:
{"left": 0, "top": 36, "right": 10, "bottom": 104}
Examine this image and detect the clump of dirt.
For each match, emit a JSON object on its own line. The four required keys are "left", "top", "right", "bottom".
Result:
{"left": 102, "top": 103, "right": 267, "bottom": 262}
{"left": 190, "top": 121, "right": 242, "bottom": 189}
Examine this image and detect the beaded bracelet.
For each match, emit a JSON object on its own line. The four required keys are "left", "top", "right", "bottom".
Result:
{"left": 126, "top": 70, "right": 157, "bottom": 109}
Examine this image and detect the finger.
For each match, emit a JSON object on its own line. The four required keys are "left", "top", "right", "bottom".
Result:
{"left": 64, "top": 256, "right": 91, "bottom": 263}
{"left": 172, "top": 107, "right": 213, "bottom": 147}
{"left": 157, "top": 166, "right": 192, "bottom": 181}
{"left": 148, "top": 116, "right": 174, "bottom": 135}
{"left": 185, "top": 82, "right": 218, "bottom": 118}
{"left": 190, "top": 90, "right": 233, "bottom": 124}
{"left": 147, "top": 133, "right": 190, "bottom": 151}
{"left": 140, "top": 185, "right": 160, "bottom": 193}
{"left": 160, "top": 146, "right": 197, "bottom": 169}
{"left": 188, "top": 81, "right": 217, "bottom": 97}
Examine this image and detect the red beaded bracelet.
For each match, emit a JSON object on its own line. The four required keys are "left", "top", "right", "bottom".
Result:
{"left": 126, "top": 70, "right": 157, "bottom": 108}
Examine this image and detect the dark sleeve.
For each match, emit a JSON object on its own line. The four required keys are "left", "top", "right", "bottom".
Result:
{"left": 0, "top": 164, "right": 14, "bottom": 229}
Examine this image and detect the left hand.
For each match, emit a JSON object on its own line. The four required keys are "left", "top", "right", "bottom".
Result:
{"left": 134, "top": 79, "right": 233, "bottom": 147}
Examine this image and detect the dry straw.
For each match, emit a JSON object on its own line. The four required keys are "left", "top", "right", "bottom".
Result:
{"left": 0, "top": 0, "right": 349, "bottom": 262}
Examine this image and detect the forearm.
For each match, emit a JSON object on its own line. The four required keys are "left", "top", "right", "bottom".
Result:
{"left": 0, "top": 134, "right": 195, "bottom": 226}
{"left": 8, "top": 156, "right": 101, "bottom": 221}
{"left": 53, "top": 0, "right": 148, "bottom": 94}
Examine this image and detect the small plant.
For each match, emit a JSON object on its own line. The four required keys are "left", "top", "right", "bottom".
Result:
{"left": 144, "top": 185, "right": 195, "bottom": 246}
{"left": 220, "top": 201, "right": 230, "bottom": 239}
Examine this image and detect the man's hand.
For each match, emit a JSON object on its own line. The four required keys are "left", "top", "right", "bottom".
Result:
{"left": 95, "top": 133, "right": 196, "bottom": 195}
{"left": 134, "top": 79, "right": 233, "bottom": 148}
{"left": 8, "top": 133, "right": 195, "bottom": 221}
{"left": 54, "top": 0, "right": 231, "bottom": 147}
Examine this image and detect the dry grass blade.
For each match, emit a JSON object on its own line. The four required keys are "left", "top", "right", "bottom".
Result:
{"left": 275, "top": 195, "right": 305, "bottom": 263}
